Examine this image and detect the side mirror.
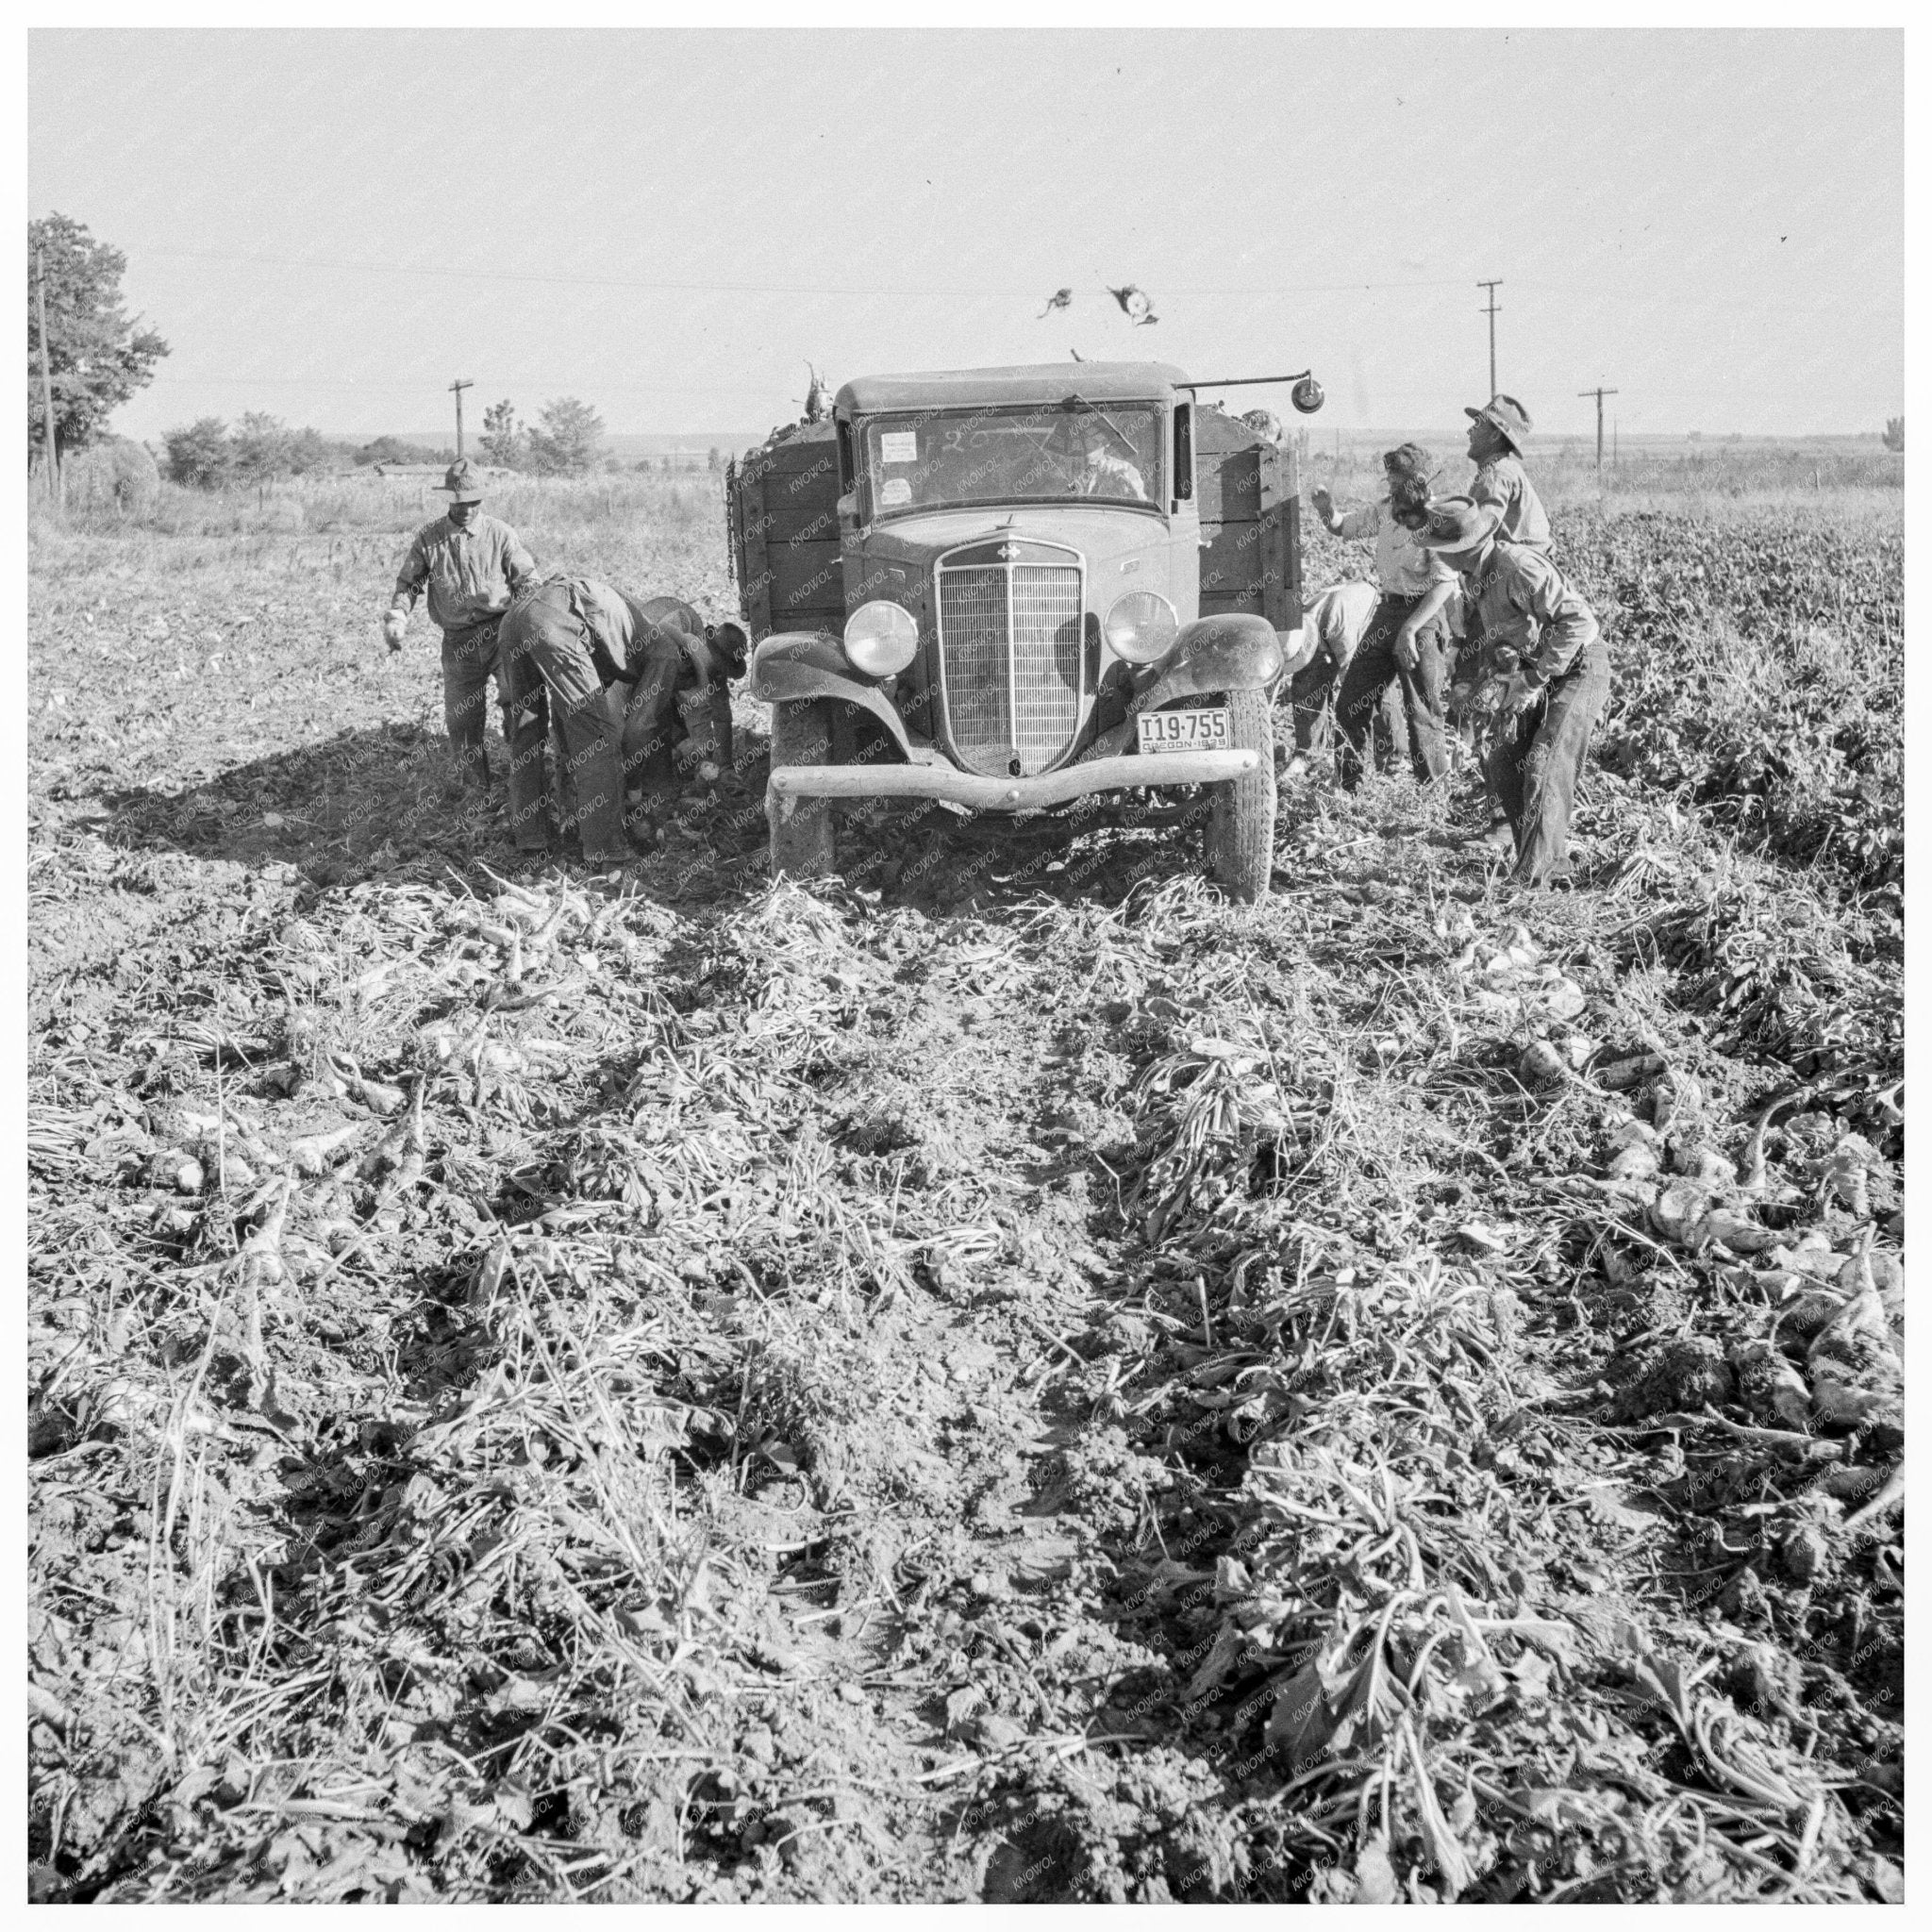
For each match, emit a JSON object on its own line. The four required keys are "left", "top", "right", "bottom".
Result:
{"left": 1291, "top": 376, "right": 1325, "bottom": 416}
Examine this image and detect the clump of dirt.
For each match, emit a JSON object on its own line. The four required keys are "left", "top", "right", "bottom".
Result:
{"left": 1612, "top": 1336, "right": 1737, "bottom": 1420}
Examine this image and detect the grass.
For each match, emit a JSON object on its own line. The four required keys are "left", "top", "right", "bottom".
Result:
{"left": 26, "top": 470, "right": 1904, "bottom": 1902}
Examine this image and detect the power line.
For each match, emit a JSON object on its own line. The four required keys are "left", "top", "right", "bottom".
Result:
{"left": 1578, "top": 385, "right": 1621, "bottom": 468}
{"left": 33, "top": 249, "right": 61, "bottom": 508}
{"left": 137, "top": 245, "right": 1479, "bottom": 302}
{"left": 449, "top": 375, "right": 474, "bottom": 457}
{"left": 1476, "top": 279, "right": 1502, "bottom": 397}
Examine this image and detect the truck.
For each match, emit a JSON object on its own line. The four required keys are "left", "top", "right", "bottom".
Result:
{"left": 724, "top": 360, "right": 1320, "bottom": 902}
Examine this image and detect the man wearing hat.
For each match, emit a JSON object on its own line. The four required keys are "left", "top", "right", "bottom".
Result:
{"left": 1458, "top": 397, "right": 1552, "bottom": 851}
{"left": 1462, "top": 396, "right": 1551, "bottom": 553}
{"left": 383, "top": 459, "right": 537, "bottom": 794}
{"left": 1417, "top": 496, "right": 1608, "bottom": 887}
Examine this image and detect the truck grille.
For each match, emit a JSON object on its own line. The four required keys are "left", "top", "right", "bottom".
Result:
{"left": 936, "top": 560, "right": 1084, "bottom": 776}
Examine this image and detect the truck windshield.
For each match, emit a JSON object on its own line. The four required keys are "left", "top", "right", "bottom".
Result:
{"left": 861, "top": 404, "right": 1165, "bottom": 515}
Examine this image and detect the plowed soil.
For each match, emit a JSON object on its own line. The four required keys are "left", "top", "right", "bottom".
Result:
{"left": 26, "top": 478, "right": 1903, "bottom": 1902}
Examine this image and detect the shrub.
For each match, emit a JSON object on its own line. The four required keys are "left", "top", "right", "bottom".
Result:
{"left": 62, "top": 436, "right": 160, "bottom": 515}
{"left": 526, "top": 397, "right": 605, "bottom": 477}
{"left": 163, "top": 417, "right": 234, "bottom": 490}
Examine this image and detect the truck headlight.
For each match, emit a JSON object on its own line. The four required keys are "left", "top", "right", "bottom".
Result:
{"left": 842, "top": 599, "right": 919, "bottom": 676}
{"left": 1105, "top": 591, "right": 1178, "bottom": 665}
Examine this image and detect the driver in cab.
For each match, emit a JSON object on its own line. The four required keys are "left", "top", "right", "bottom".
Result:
{"left": 1045, "top": 413, "right": 1147, "bottom": 501}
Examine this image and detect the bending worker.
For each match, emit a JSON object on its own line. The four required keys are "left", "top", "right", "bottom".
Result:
{"left": 384, "top": 459, "right": 536, "bottom": 795}
{"left": 1416, "top": 496, "right": 1608, "bottom": 888}
{"left": 1309, "top": 444, "right": 1457, "bottom": 789}
{"left": 1273, "top": 579, "right": 1393, "bottom": 778}
{"left": 621, "top": 597, "right": 750, "bottom": 803}
{"left": 498, "top": 576, "right": 751, "bottom": 863}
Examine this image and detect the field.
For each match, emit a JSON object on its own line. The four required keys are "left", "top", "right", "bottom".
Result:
{"left": 26, "top": 462, "right": 1903, "bottom": 1902}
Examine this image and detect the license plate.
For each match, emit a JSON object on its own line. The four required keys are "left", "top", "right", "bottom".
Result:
{"left": 1137, "top": 706, "right": 1228, "bottom": 755}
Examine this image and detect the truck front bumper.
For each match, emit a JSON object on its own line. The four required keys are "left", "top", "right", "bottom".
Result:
{"left": 767, "top": 747, "right": 1257, "bottom": 817}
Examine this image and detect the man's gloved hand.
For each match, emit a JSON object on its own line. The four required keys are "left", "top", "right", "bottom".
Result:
{"left": 382, "top": 610, "right": 407, "bottom": 652}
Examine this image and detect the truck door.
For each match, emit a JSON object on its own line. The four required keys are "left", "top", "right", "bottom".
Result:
{"left": 1194, "top": 406, "right": 1303, "bottom": 635}
{"left": 726, "top": 419, "right": 845, "bottom": 641}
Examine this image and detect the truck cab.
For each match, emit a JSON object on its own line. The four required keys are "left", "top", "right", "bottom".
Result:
{"left": 727, "top": 361, "right": 1314, "bottom": 902}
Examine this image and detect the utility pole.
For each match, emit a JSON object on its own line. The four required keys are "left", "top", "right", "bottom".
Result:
{"left": 1476, "top": 279, "right": 1503, "bottom": 398}
{"left": 449, "top": 376, "right": 474, "bottom": 458}
{"left": 1578, "top": 386, "right": 1621, "bottom": 469}
{"left": 33, "top": 249, "right": 61, "bottom": 508}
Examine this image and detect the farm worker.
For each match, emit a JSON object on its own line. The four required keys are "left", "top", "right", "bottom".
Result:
{"left": 496, "top": 575, "right": 638, "bottom": 864}
{"left": 1461, "top": 396, "right": 1552, "bottom": 852}
{"left": 1462, "top": 395, "right": 1551, "bottom": 553}
{"left": 619, "top": 597, "right": 751, "bottom": 801}
{"left": 1309, "top": 445, "right": 1457, "bottom": 788}
{"left": 1272, "top": 580, "right": 1401, "bottom": 776}
{"left": 1417, "top": 496, "right": 1609, "bottom": 888}
{"left": 383, "top": 459, "right": 536, "bottom": 794}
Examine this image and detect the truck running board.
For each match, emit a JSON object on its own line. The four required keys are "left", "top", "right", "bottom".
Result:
{"left": 768, "top": 748, "right": 1258, "bottom": 817}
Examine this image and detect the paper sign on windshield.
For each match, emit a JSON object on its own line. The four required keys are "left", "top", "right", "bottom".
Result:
{"left": 879, "top": 432, "right": 919, "bottom": 465}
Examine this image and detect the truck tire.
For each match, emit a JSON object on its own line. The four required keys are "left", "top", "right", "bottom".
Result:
{"left": 767, "top": 698, "right": 837, "bottom": 879}
{"left": 1205, "top": 689, "right": 1276, "bottom": 903}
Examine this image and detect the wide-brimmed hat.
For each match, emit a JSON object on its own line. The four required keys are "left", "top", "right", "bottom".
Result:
{"left": 1415, "top": 495, "right": 1502, "bottom": 552}
{"left": 1462, "top": 395, "right": 1532, "bottom": 453}
{"left": 441, "top": 458, "right": 486, "bottom": 502}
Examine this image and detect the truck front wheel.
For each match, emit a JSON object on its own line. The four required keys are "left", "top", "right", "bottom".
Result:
{"left": 1205, "top": 689, "right": 1276, "bottom": 903}
{"left": 767, "top": 698, "right": 837, "bottom": 879}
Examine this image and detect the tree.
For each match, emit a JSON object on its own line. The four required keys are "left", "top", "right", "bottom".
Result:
{"left": 479, "top": 398, "right": 524, "bottom": 469}
{"left": 526, "top": 396, "right": 604, "bottom": 476}
{"left": 232, "top": 410, "right": 293, "bottom": 484}
{"left": 27, "top": 213, "right": 169, "bottom": 463}
{"left": 708, "top": 446, "right": 722, "bottom": 472}
{"left": 1882, "top": 417, "right": 1904, "bottom": 453}
{"left": 164, "top": 417, "right": 234, "bottom": 489}
{"left": 285, "top": 426, "right": 338, "bottom": 475}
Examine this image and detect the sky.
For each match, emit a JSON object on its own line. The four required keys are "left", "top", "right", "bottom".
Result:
{"left": 28, "top": 28, "right": 1905, "bottom": 445}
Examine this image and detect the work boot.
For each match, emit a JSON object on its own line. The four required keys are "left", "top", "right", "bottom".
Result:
{"left": 1478, "top": 818, "right": 1515, "bottom": 857}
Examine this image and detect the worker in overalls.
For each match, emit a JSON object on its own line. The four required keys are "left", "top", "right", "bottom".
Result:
{"left": 497, "top": 575, "right": 639, "bottom": 864}
{"left": 499, "top": 577, "right": 749, "bottom": 860}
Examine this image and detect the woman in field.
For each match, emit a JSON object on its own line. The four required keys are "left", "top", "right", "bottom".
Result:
{"left": 1309, "top": 445, "right": 1458, "bottom": 789}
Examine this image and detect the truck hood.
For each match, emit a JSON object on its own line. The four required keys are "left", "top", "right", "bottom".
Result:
{"left": 856, "top": 506, "right": 1181, "bottom": 602}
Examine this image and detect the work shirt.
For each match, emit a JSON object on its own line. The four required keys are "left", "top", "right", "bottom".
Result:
{"left": 1079, "top": 448, "right": 1148, "bottom": 501}
{"left": 1303, "top": 580, "right": 1381, "bottom": 666}
{"left": 571, "top": 577, "right": 639, "bottom": 673}
{"left": 390, "top": 513, "right": 536, "bottom": 633}
{"left": 1464, "top": 541, "right": 1599, "bottom": 687}
{"left": 1469, "top": 456, "right": 1552, "bottom": 553}
{"left": 1335, "top": 499, "right": 1456, "bottom": 597}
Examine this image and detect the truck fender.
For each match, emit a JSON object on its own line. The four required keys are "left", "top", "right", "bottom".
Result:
{"left": 1137, "top": 611, "right": 1284, "bottom": 713}
{"left": 752, "top": 634, "right": 914, "bottom": 760}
